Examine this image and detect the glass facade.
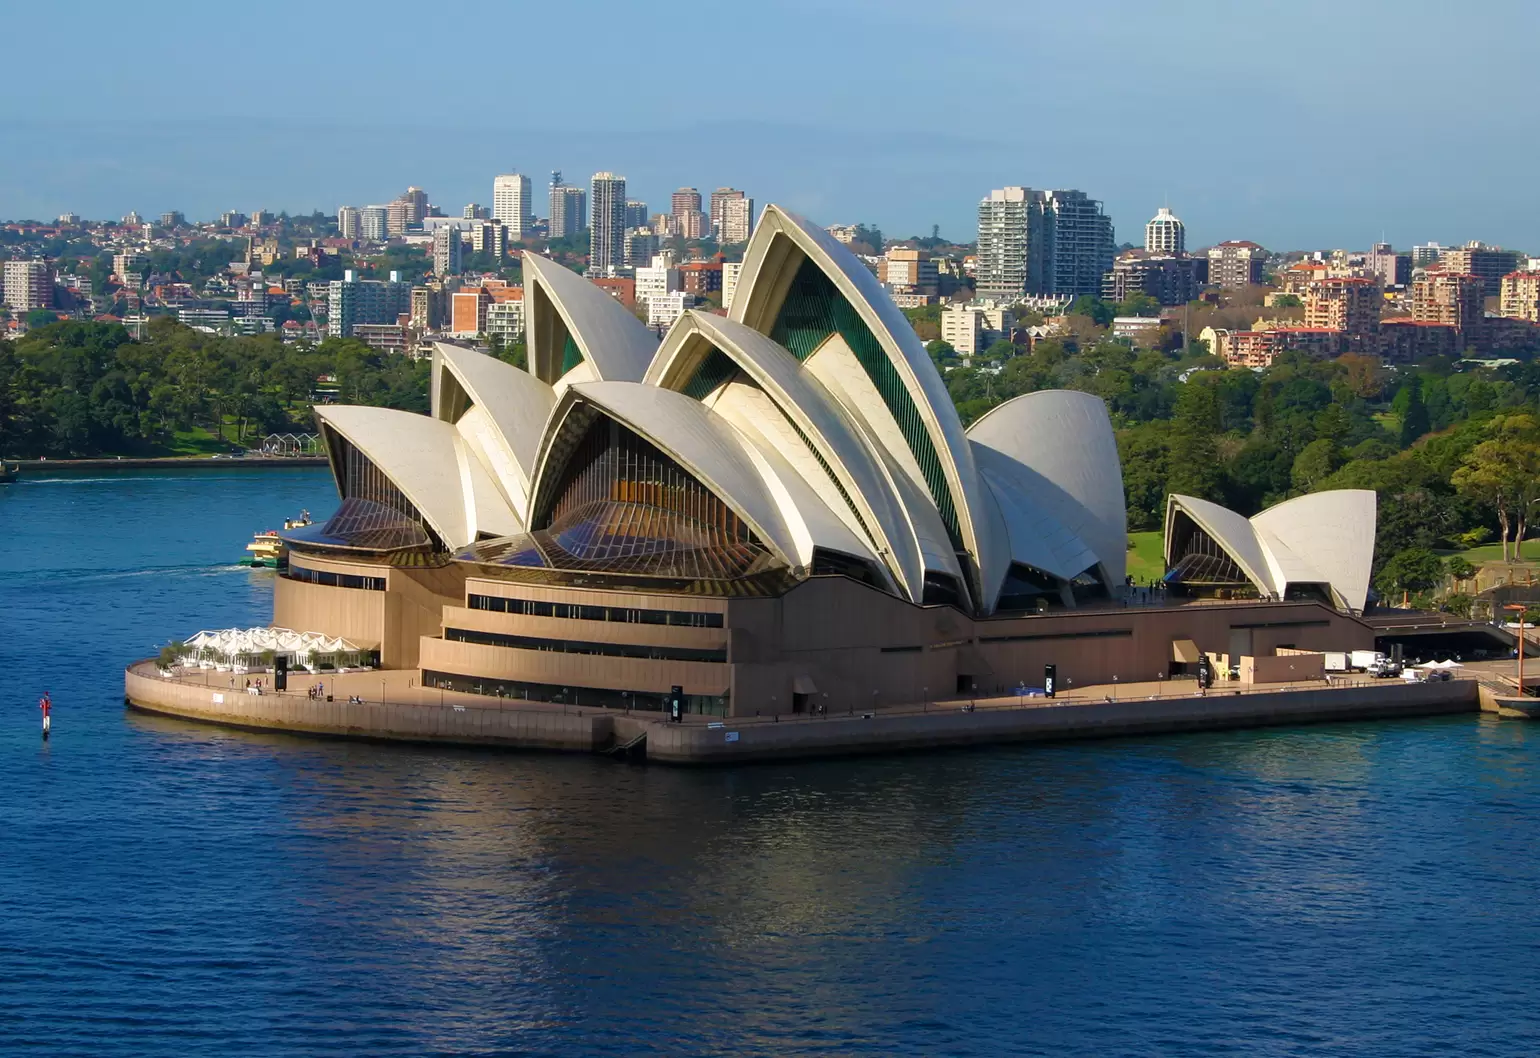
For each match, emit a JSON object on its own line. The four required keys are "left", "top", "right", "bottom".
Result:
{"left": 1166, "top": 516, "right": 1252, "bottom": 587}
{"left": 681, "top": 348, "right": 738, "bottom": 400}
{"left": 468, "top": 593, "right": 723, "bottom": 627}
{"left": 445, "top": 627, "right": 726, "bottom": 663}
{"left": 422, "top": 670, "right": 728, "bottom": 716}
{"left": 770, "top": 256, "right": 963, "bottom": 551}
{"left": 284, "top": 565, "right": 386, "bottom": 591}
{"left": 291, "top": 427, "right": 442, "bottom": 553}
{"left": 561, "top": 333, "right": 584, "bottom": 376}
{"left": 468, "top": 415, "right": 777, "bottom": 582}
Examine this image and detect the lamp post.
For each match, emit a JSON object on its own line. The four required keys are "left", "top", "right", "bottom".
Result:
{"left": 923, "top": 685, "right": 929, "bottom": 712}
{"left": 1112, "top": 674, "right": 1118, "bottom": 701}
{"left": 1505, "top": 603, "right": 1527, "bottom": 697}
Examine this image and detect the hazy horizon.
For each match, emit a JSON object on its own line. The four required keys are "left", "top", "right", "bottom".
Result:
{"left": 3, "top": 0, "right": 1536, "bottom": 252}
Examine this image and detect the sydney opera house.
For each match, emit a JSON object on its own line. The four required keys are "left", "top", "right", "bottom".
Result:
{"left": 274, "top": 205, "right": 1377, "bottom": 717}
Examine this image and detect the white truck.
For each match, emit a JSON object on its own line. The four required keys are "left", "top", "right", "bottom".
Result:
{"left": 1351, "top": 649, "right": 1400, "bottom": 677}
{"left": 1323, "top": 651, "right": 1350, "bottom": 674}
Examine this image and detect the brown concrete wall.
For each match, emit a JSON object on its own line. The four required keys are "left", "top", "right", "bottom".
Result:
{"left": 273, "top": 576, "right": 386, "bottom": 651}
{"left": 718, "top": 577, "right": 1373, "bottom": 717}
{"left": 125, "top": 665, "right": 610, "bottom": 751}
{"left": 442, "top": 605, "right": 728, "bottom": 653}
{"left": 1243, "top": 653, "right": 1326, "bottom": 684}
{"left": 645, "top": 678, "right": 1477, "bottom": 764}
{"left": 386, "top": 564, "right": 466, "bottom": 669}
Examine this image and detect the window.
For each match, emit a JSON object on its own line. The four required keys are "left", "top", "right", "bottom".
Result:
{"left": 422, "top": 670, "right": 728, "bottom": 716}
{"left": 467, "top": 594, "right": 723, "bottom": 628}
{"left": 284, "top": 565, "right": 385, "bottom": 591}
{"left": 444, "top": 627, "right": 726, "bottom": 664}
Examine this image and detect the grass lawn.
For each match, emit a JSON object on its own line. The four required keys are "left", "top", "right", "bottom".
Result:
{"left": 1126, "top": 530, "right": 1166, "bottom": 582}
{"left": 1436, "top": 540, "right": 1540, "bottom": 566}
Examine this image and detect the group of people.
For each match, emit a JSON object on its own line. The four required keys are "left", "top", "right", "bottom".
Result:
{"left": 244, "top": 677, "right": 266, "bottom": 696}
{"left": 306, "top": 683, "right": 326, "bottom": 701}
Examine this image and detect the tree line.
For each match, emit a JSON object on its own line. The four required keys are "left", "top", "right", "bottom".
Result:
{"left": 0, "top": 318, "right": 427, "bottom": 457}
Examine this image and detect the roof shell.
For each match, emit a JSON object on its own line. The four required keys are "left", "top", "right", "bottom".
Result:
{"left": 729, "top": 205, "right": 1004, "bottom": 609}
{"left": 521, "top": 252, "right": 657, "bottom": 385}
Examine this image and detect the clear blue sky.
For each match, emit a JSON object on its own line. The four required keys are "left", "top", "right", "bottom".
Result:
{"left": 2, "top": 0, "right": 1535, "bottom": 252}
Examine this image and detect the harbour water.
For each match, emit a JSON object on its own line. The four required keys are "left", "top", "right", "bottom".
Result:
{"left": 2, "top": 468, "right": 1539, "bottom": 1056}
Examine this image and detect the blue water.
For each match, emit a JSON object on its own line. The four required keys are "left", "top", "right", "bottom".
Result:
{"left": 2, "top": 469, "right": 1539, "bottom": 1056}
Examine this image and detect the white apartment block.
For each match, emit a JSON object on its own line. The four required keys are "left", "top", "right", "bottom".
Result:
{"left": 486, "top": 299, "right": 525, "bottom": 342}
{"left": 719, "top": 197, "right": 754, "bottom": 245}
{"left": 337, "top": 206, "right": 361, "bottom": 239}
{"left": 722, "top": 261, "right": 743, "bottom": 312}
{"left": 635, "top": 256, "right": 682, "bottom": 307}
{"left": 3, "top": 260, "right": 53, "bottom": 312}
{"left": 492, "top": 173, "right": 533, "bottom": 240}
{"left": 940, "top": 304, "right": 1015, "bottom": 358}
{"left": 647, "top": 291, "right": 689, "bottom": 329}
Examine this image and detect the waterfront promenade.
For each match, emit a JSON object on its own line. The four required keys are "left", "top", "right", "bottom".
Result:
{"left": 126, "top": 659, "right": 1479, "bottom": 764}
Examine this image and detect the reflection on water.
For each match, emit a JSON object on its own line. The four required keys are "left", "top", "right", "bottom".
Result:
{"left": 3, "top": 470, "right": 1540, "bottom": 1055}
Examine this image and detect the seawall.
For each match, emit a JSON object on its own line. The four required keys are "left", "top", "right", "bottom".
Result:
{"left": 127, "top": 662, "right": 1478, "bottom": 764}
{"left": 125, "top": 665, "right": 612, "bottom": 752}
{"left": 643, "top": 680, "right": 1478, "bottom": 764}
{"left": 22, "top": 457, "right": 327, "bottom": 471}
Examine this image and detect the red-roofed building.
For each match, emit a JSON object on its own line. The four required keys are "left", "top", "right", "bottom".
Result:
{"left": 678, "top": 256, "right": 724, "bottom": 296}
{"left": 1305, "top": 276, "right": 1380, "bottom": 339}
{"left": 589, "top": 276, "right": 635, "bottom": 309}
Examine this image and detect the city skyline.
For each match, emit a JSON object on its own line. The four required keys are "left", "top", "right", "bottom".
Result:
{"left": 1, "top": 0, "right": 1536, "bottom": 251}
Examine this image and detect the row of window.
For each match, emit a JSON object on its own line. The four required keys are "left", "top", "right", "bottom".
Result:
{"left": 466, "top": 593, "right": 724, "bottom": 628}
{"left": 445, "top": 627, "right": 727, "bottom": 664}
{"left": 284, "top": 565, "right": 386, "bottom": 592}
{"left": 421, "top": 670, "right": 728, "bottom": 717}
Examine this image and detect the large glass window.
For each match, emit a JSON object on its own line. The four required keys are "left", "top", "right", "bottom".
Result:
{"left": 422, "top": 670, "right": 729, "bottom": 716}
{"left": 445, "top": 627, "right": 726, "bottom": 663}
{"left": 284, "top": 565, "right": 386, "bottom": 591}
{"left": 288, "top": 427, "right": 439, "bottom": 552}
{"left": 472, "top": 414, "right": 777, "bottom": 581}
{"left": 467, "top": 593, "right": 723, "bottom": 627}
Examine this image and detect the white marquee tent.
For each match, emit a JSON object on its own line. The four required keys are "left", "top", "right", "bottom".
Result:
{"left": 180, "top": 627, "right": 374, "bottom": 671}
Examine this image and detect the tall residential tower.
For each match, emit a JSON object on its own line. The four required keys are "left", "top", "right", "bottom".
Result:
{"left": 492, "top": 173, "right": 533, "bottom": 240}
{"left": 590, "top": 172, "right": 627, "bottom": 278}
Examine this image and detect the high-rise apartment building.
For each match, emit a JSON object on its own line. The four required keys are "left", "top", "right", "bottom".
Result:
{"left": 548, "top": 172, "right": 587, "bottom": 239}
{"left": 1206, "top": 241, "right": 1267, "bottom": 288}
{"left": 2, "top": 260, "right": 53, "bottom": 312}
{"left": 472, "top": 220, "right": 507, "bottom": 260}
{"left": 624, "top": 227, "right": 659, "bottom": 269}
{"left": 975, "top": 186, "right": 1115, "bottom": 300}
{"left": 589, "top": 172, "right": 627, "bottom": 278}
{"left": 1411, "top": 270, "right": 1484, "bottom": 336}
{"left": 1145, "top": 207, "right": 1185, "bottom": 254}
{"left": 1440, "top": 242, "right": 1524, "bottom": 297}
{"left": 635, "top": 255, "right": 682, "bottom": 310}
{"left": 360, "top": 207, "right": 389, "bottom": 241}
{"left": 709, "top": 189, "right": 746, "bottom": 240}
{"left": 1305, "top": 277, "right": 1381, "bottom": 335}
{"left": 432, "top": 225, "right": 463, "bottom": 277}
{"left": 387, "top": 199, "right": 412, "bottom": 237}
{"left": 719, "top": 197, "right": 754, "bottom": 245}
{"left": 220, "top": 210, "right": 248, "bottom": 229}
{"left": 976, "top": 187, "right": 1033, "bottom": 301}
{"left": 1499, "top": 270, "right": 1540, "bottom": 323}
{"left": 402, "top": 187, "right": 429, "bottom": 225}
{"left": 492, "top": 173, "right": 533, "bottom": 239}
{"left": 1365, "top": 243, "right": 1411, "bottom": 289}
{"left": 327, "top": 269, "right": 411, "bottom": 338}
{"left": 672, "top": 187, "right": 702, "bottom": 221}
{"left": 625, "top": 200, "right": 650, "bottom": 228}
{"left": 337, "top": 206, "right": 362, "bottom": 239}
{"left": 463, "top": 203, "right": 490, "bottom": 220}
{"left": 1102, "top": 254, "right": 1204, "bottom": 306}
{"left": 159, "top": 211, "right": 185, "bottom": 229}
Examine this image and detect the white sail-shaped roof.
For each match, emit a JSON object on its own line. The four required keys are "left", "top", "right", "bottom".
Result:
{"left": 968, "top": 390, "right": 1128, "bottom": 594}
{"left": 730, "top": 205, "right": 1006, "bottom": 611}
{"left": 1165, "top": 490, "right": 1376, "bottom": 612}
{"left": 522, "top": 253, "right": 657, "bottom": 387}
{"left": 315, "top": 405, "right": 521, "bottom": 549}
{"left": 431, "top": 342, "right": 555, "bottom": 514}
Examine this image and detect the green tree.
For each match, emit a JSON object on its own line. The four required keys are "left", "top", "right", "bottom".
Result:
{"left": 1290, "top": 437, "right": 1344, "bottom": 493}
{"left": 1376, "top": 547, "right": 1445, "bottom": 595}
{"left": 1450, "top": 413, "right": 1540, "bottom": 562}
{"left": 1395, "top": 381, "right": 1430, "bottom": 447}
{"left": 1067, "top": 295, "right": 1114, "bottom": 327}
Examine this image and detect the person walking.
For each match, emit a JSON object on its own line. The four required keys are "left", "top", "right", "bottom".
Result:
{"left": 39, "top": 691, "right": 52, "bottom": 739}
